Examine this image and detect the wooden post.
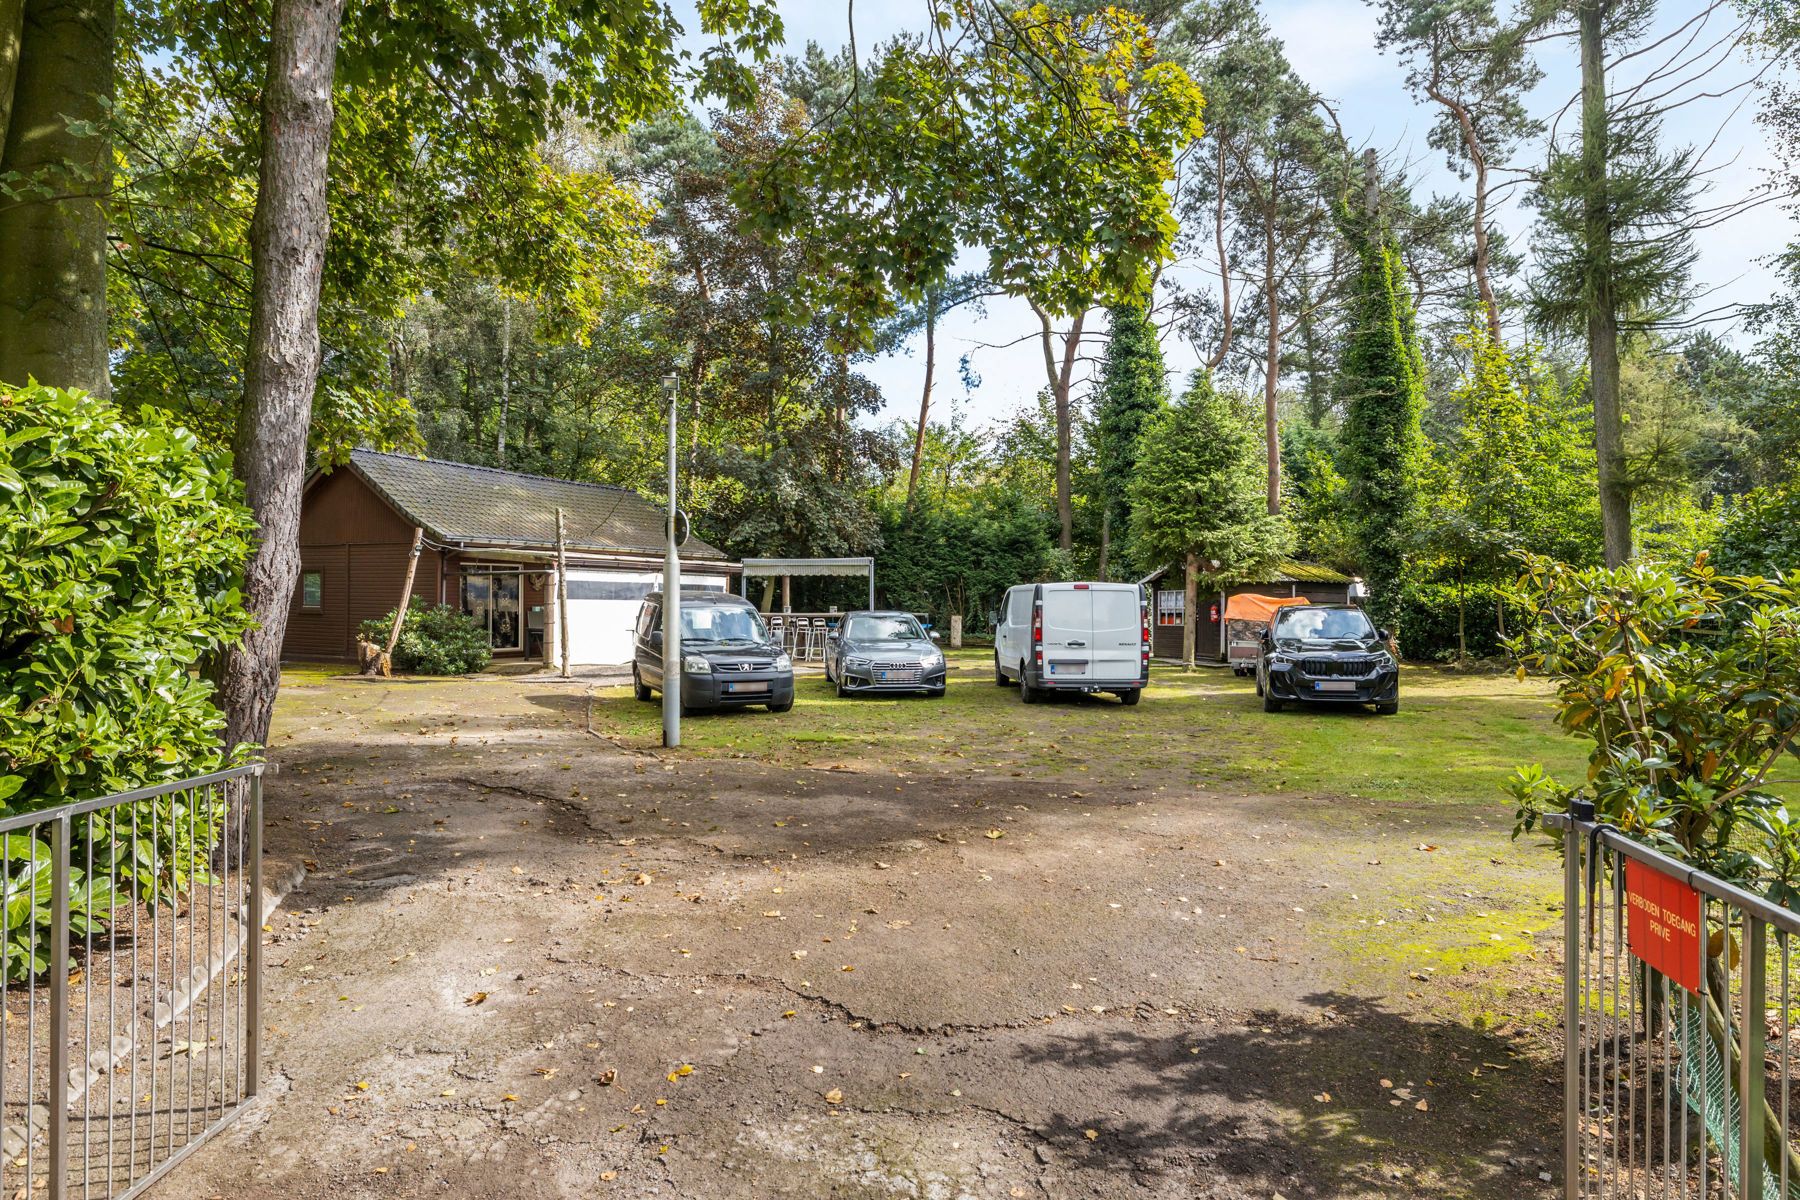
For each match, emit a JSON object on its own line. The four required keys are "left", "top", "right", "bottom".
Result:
{"left": 556, "top": 507, "right": 570, "bottom": 678}
{"left": 949, "top": 614, "right": 963, "bottom": 649}
{"left": 365, "top": 526, "right": 423, "bottom": 675}
{"left": 781, "top": 575, "right": 791, "bottom": 613}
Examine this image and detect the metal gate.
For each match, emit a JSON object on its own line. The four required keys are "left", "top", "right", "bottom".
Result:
{"left": 0, "top": 765, "right": 263, "bottom": 1199}
{"left": 1552, "top": 804, "right": 1800, "bottom": 1198}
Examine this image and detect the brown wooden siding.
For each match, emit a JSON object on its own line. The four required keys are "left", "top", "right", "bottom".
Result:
{"left": 287, "top": 469, "right": 446, "bottom": 661}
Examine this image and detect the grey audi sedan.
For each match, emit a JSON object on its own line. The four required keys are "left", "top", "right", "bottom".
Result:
{"left": 824, "top": 610, "right": 947, "bottom": 697}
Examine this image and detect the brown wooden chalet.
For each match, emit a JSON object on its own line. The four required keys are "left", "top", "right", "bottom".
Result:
{"left": 288, "top": 450, "right": 738, "bottom": 665}
{"left": 1139, "top": 558, "right": 1357, "bottom": 662}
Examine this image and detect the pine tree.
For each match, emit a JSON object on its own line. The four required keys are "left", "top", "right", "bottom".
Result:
{"left": 1092, "top": 302, "right": 1169, "bottom": 579}
{"left": 1130, "top": 371, "right": 1292, "bottom": 667}
{"left": 1335, "top": 207, "right": 1426, "bottom": 636}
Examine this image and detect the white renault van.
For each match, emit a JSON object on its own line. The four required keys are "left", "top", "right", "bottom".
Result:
{"left": 992, "top": 582, "right": 1149, "bottom": 705}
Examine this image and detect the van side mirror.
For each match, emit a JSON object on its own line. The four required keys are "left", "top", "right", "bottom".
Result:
{"left": 929, "top": 631, "right": 941, "bottom": 643}
{"left": 1376, "top": 628, "right": 1391, "bottom": 644}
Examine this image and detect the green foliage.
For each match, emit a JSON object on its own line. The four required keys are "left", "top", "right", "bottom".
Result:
{"left": 875, "top": 490, "right": 1053, "bottom": 629}
{"left": 1335, "top": 213, "right": 1426, "bottom": 632}
{"left": 1092, "top": 303, "right": 1169, "bottom": 576}
{"left": 738, "top": 4, "right": 1205, "bottom": 342}
{"left": 1505, "top": 554, "right": 1800, "bottom": 903}
{"left": 0, "top": 383, "right": 253, "bottom": 980}
{"left": 1128, "top": 371, "right": 1292, "bottom": 585}
{"left": 1714, "top": 481, "right": 1800, "bottom": 578}
{"left": 0, "top": 383, "right": 256, "bottom": 802}
{"left": 359, "top": 605, "right": 493, "bottom": 675}
{"left": 1279, "top": 421, "right": 1358, "bottom": 575}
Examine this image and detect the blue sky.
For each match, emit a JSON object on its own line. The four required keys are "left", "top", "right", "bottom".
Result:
{"left": 676, "top": 1, "right": 1798, "bottom": 431}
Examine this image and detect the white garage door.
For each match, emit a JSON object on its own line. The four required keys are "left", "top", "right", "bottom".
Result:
{"left": 562, "top": 569, "right": 730, "bottom": 665}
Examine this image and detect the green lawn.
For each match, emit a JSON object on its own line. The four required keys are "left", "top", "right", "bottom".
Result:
{"left": 588, "top": 648, "right": 1590, "bottom": 807}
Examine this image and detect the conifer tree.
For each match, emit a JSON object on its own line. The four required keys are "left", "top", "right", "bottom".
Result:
{"left": 1093, "top": 302, "right": 1169, "bottom": 579}
{"left": 1335, "top": 205, "right": 1426, "bottom": 636}
{"left": 1130, "top": 371, "right": 1291, "bottom": 667}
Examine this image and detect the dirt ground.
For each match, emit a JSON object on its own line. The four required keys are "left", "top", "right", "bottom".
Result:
{"left": 156, "top": 658, "right": 1572, "bottom": 1199}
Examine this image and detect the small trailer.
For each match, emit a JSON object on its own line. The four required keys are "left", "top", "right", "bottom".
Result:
{"left": 1222, "top": 593, "right": 1312, "bottom": 675}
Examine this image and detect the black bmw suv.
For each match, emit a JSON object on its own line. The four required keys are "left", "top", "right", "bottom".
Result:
{"left": 1255, "top": 604, "right": 1399, "bottom": 715}
{"left": 632, "top": 589, "right": 795, "bottom": 714}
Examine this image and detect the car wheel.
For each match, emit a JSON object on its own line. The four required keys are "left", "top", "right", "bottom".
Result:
{"left": 1254, "top": 669, "right": 1264, "bottom": 697}
{"left": 1118, "top": 688, "right": 1141, "bottom": 706}
{"left": 768, "top": 697, "right": 794, "bottom": 713}
{"left": 1262, "top": 687, "right": 1282, "bottom": 713}
{"left": 1375, "top": 699, "right": 1399, "bottom": 715}
{"left": 1020, "top": 663, "right": 1041, "bottom": 704}
{"left": 824, "top": 658, "right": 833, "bottom": 683}
{"left": 994, "top": 654, "right": 1009, "bottom": 686}
{"left": 633, "top": 667, "right": 653, "bottom": 702}
{"left": 836, "top": 674, "right": 850, "bottom": 698}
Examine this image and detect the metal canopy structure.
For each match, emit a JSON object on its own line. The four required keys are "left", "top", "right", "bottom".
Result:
{"left": 739, "top": 557, "right": 875, "bottom": 609}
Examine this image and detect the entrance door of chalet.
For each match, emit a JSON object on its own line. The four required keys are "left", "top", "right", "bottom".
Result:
{"left": 462, "top": 570, "right": 523, "bottom": 653}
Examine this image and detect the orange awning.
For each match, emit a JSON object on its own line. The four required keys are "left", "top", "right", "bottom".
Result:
{"left": 1222, "top": 593, "right": 1311, "bottom": 624}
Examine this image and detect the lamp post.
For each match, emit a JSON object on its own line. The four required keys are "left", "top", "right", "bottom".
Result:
{"left": 662, "top": 372, "right": 681, "bottom": 748}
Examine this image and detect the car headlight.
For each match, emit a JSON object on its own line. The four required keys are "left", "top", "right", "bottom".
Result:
{"left": 924, "top": 650, "right": 944, "bottom": 667}
{"left": 773, "top": 653, "right": 792, "bottom": 671}
{"left": 845, "top": 655, "right": 870, "bottom": 669}
{"left": 682, "top": 654, "right": 711, "bottom": 674}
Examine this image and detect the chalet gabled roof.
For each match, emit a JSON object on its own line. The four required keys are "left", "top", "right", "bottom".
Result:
{"left": 339, "top": 449, "right": 731, "bottom": 563}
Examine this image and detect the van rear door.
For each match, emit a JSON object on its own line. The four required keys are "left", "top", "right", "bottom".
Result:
{"left": 1039, "top": 584, "right": 1092, "bottom": 680}
{"left": 1088, "top": 586, "right": 1143, "bottom": 682}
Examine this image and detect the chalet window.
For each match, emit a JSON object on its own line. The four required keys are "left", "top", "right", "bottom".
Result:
{"left": 1156, "top": 589, "right": 1184, "bottom": 627}
{"left": 300, "top": 570, "right": 323, "bottom": 610}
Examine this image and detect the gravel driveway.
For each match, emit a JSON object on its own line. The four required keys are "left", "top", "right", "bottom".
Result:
{"left": 156, "top": 668, "right": 1565, "bottom": 1199}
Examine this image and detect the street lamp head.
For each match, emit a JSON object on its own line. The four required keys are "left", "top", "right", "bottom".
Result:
{"left": 661, "top": 372, "right": 679, "bottom": 400}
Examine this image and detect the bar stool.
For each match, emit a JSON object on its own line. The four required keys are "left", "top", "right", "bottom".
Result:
{"left": 810, "top": 617, "right": 829, "bottom": 662}
{"left": 768, "top": 614, "right": 786, "bottom": 653}
{"left": 792, "top": 619, "right": 813, "bottom": 661}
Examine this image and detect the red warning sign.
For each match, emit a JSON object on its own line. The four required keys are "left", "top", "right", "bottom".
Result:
{"left": 1624, "top": 859, "right": 1703, "bottom": 994}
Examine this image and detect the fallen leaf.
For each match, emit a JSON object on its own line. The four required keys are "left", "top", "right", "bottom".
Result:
{"left": 985, "top": 829, "right": 1004, "bottom": 840}
{"left": 634, "top": 873, "right": 653, "bottom": 886}
{"left": 824, "top": 1088, "right": 843, "bottom": 1104}
{"left": 1083, "top": 1129, "right": 1098, "bottom": 1141}
{"left": 597, "top": 1069, "right": 617, "bottom": 1086}
{"left": 464, "top": 992, "right": 488, "bottom": 1006}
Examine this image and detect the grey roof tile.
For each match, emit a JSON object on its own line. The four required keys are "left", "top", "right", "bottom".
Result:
{"left": 345, "top": 449, "right": 730, "bottom": 562}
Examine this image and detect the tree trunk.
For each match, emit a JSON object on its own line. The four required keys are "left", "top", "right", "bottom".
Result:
{"left": 1034, "top": 302, "right": 1087, "bottom": 552}
{"left": 0, "top": 0, "right": 23, "bottom": 151}
{"left": 1205, "top": 134, "right": 1234, "bottom": 372}
{"left": 218, "top": 0, "right": 345, "bottom": 754}
{"left": 1098, "top": 507, "right": 1110, "bottom": 581}
{"left": 0, "top": 0, "right": 111, "bottom": 394}
{"left": 1425, "top": 66, "right": 1502, "bottom": 344}
{"left": 905, "top": 292, "right": 936, "bottom": 510}
{"left": 1580, "top": 0, "right": 1631, "bottom": 566}
{"left": 1262, "top": 219, "right": 1281, "bottom": 516}
{"left": 1182, "top": 552, "right": 1199, "bottom": 670}
{"left": 496, "top": 294, "right": 511, "bottom": 465}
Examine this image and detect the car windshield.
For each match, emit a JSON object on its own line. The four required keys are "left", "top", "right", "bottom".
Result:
{"left": 680, "top": 604, "right": 766, "bottom": 644}
{"left": 1273, "top": 607, "right": 1374, "bottom": 641}
{"left": 844, "top": 614, "right": 924, "bottom": 641}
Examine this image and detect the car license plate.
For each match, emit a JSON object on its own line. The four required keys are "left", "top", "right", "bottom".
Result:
{"left": 1048, "top": 661, "right": 1086, "bottom": 675}
{"left": 1314, "top": 680, "right": 1356, "bottom": 693}
{"left": 724, "top": 681, "right": 768, "bottom": 694}
{"left": 877, "top": 670, "right": 891, "bottom": 681}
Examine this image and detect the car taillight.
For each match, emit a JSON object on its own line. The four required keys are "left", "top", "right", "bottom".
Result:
{"left": 1032, "top": 602, "right": 1043, "bottom": 665}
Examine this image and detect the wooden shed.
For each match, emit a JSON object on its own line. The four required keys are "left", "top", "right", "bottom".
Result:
{"left": 287, "top": 450, "right": 739, "bottom": 665}
{"left": 1139, "top": 559, "right": 1357, "bottom": 663}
